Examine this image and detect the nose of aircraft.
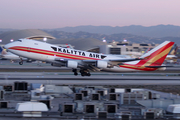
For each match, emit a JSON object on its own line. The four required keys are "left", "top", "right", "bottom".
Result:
{"left": 4, "top": 42, "right": 13, "bottom": 50}
{"left": 4, "top": 44, "right": 10, "bottom": 49}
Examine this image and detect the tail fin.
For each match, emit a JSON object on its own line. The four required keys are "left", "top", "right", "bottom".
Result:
{"left": 169, "top": 44, "right": 178, "bottom": 55}
{"left": 139, "top": 41, "right": 174, "bottom": 67}
{"left": 0, "top": 46, "right": 7, "bottom": 55}
{"left": 120, "top": 41, "right": 174, "bottom": 71}
{"left": 166, "top": 44, "right": 178, "bottom": 59}
{"left": 0, "top": 46, "right": 3, "bottom": 53}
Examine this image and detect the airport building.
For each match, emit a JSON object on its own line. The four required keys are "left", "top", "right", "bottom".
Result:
{"left": 0, "top": 29, "right": 56, "bottom": 44}
{"left": 0, "top": 29, "right": 107, "bottom": 52}
{"left": 0, "top": 81, "right": 179, "bottom": 119}
{"left": 98, "top": 40, "right": 159, "bottom": 57}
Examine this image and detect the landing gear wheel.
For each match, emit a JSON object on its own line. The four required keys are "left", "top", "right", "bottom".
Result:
{"left": 19, "top": 61, "right": 23, "bottom": 65}
{"left": 72, "top": 69, "right": 78, "bottom": 76}
{"left": 19, "top": 57, "right": 23, "bottom": 65}
{"left": 80, "top": 69, "right": 91, "bottom": 76}
{"left": 81, "top": 73, "right": 84, "bottom": 76}
{"left": 87, "top": 73, "right": 91, "bottom": 76}
{"left": 74, "top": 72, "right": 78, "bottom": 76}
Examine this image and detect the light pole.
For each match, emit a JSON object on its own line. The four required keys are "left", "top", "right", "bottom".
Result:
{"left": 43, "top": 37, "right": 47, "bottom": 42}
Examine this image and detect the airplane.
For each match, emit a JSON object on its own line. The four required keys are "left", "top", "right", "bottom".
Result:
{"left": 4, "top": 39, "right": 174, "bottom": 76}
{"left": 166, "top": 44, "right": 178, "bottom": 58}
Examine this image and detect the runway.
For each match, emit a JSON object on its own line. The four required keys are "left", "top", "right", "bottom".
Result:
{"left": 0, "top": 60, "right": 180, "bottom": 72}
{"left": 0, "top": 72, "right": 180, "bottom": 85}
{"left": 0, "top": 60, "right": 180, "bottom": 85}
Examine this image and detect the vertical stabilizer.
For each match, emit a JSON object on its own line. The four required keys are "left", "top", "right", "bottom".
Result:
{"left": 139, "top": 41, "right": 174, "bottom": 66}
{"left": 121, "top": 41, "right": 174, "bottom": 71}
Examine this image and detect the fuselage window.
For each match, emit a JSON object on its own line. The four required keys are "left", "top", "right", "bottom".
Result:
{"left": 51, "top": 46, "right": 57, "bottom": 51}
{"left": 34, "top": 43, "right": 38, "bottom": 45}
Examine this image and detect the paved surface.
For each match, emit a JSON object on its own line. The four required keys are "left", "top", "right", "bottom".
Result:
{"left": 0, "top": 60, "right": 180, "bottom": 72}
{"left": 0, "top": 60, "right": 180, "bottom": 85}
{"left": 0, "top": 72, "right": 179, "bottom": 85}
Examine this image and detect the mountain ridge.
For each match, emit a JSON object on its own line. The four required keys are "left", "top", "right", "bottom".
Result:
{"left": 49, "top": 24, "right": 180, "bottom": 38}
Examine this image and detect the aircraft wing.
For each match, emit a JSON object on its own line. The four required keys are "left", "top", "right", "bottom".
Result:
{"left": 54, "top": 57, "right": 142, "bottom": 70}
{"left": 82, "top": 58, "right": 142, "bottom": 66}
{"left": 55, "top": 57, "right": 141, "bottom": 64}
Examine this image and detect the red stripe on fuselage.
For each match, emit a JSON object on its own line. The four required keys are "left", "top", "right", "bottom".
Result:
{"left": 9, "top": 46, "right": 101, "bottom": 60}
{"left": 119, "top": 64, "right": 157, "bottom": 71}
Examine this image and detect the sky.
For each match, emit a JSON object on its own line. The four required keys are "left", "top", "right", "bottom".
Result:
{"left": 0, "top": 0, "right": 180, "bottom": 29}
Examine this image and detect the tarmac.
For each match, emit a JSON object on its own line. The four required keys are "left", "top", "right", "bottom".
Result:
{"left": 0, "top": 72, "right": 179, "bottom": 86}
{"left": 0, "top": 60, "right": 180, "bottom": 85}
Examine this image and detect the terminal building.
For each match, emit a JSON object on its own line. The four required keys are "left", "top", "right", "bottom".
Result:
{"left": 0, "top": 29, "right": 56, "bottom": 44}
{"left": 99, "top": 40, "right": 159, "bottom": 57}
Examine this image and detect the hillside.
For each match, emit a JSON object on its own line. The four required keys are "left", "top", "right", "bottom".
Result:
{"left": 50, "top": 25, "right": 180, "bottom": 38}
{"left": 44, "top": 30, "right": 180, "bottom": 45}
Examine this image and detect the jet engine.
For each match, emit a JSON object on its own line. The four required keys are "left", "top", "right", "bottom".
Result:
{"left": 67, "top": 60, "right": 78, "bottom": 68}
{"left": 96, "top": 60, "right": 108, "bottom": 68}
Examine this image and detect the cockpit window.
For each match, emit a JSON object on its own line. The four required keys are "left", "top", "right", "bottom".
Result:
{"left": 17, "top": 40, "right": 22, "bottom": 42}
{"left": 51, "top": 46, "right": 57, "bottom": 51}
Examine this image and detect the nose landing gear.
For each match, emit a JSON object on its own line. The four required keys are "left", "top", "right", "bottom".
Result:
{"left": 72, "top": 69, "right": 78, "bottom": 76}
{"left": 19, "top": 58, "right": 23, "bottom": 65}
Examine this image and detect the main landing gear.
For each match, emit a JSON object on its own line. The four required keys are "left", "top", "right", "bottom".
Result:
{"left": 80, "top": 69, "right": 91, "bottom": 76}
{"left": 72, "top": 69, "right": 91, "bottom": 76}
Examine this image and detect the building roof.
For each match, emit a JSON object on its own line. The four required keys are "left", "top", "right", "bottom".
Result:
{"left": 0, "top": 29, "right": 55, "bottom": 44}
{"left": 0, "top": 29, "right": 106, "bottom": 51}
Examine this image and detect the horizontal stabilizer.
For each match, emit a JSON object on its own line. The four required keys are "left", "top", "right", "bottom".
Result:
{"left": 109, "top": 58, "right": 142, "bottom": 62}
{"left": 145, "top": 66, "right": 173, "bottom": 68}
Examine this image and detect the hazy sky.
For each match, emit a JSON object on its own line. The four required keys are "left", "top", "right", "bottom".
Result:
{"left": 0, "top": 0, "right": 180, "bottom": 29}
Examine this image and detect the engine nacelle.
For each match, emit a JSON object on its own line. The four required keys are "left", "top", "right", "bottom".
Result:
{"left": 67, "top": 60, "right": 78, "bottom": 68}
{"left": 96, "top": 60, "right": 108, "bottom": 68}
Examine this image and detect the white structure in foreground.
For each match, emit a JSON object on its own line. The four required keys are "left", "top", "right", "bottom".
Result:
{"left": 167, "top": 104, "right": 180, "bottom": 113}
{"left": 15, "top": 102, "right": 48, "bottom": 111}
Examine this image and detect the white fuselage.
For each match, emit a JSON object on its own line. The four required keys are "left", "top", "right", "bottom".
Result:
{"left": 4, "top": 39, "right": 140, "bottom": 72}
